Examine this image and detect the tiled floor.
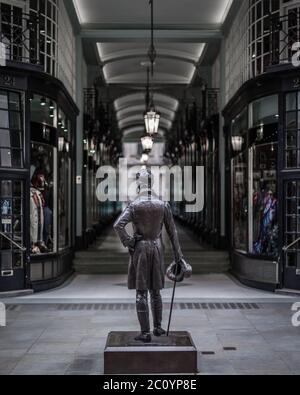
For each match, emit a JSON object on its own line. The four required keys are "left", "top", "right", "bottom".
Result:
{"left": 0, "top": 224, "right": 299, "bottom": 375}
{"left": 5, "top": 273, "right": 292, "bottom": 303}
{"left": 0, "top": 274, "right": 299, "bottom": 375}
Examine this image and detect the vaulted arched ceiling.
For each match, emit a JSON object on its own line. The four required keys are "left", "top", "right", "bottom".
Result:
{"left": 114, "top": 93, "right": 179, "bottom": 138}
{"left": 71, "top": 0, "right": 235, "bottom": 158}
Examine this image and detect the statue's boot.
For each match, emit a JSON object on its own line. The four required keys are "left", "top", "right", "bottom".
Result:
{"left": 135, "top": 290, "right": 151, "bottom": 343}
{"left": 150, "top": 290, "right": 166, "bottom": 336}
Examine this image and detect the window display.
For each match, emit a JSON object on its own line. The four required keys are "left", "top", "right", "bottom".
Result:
{"left": 232, "top": 152, "right": 248, "bottom": 252}
{"left": 251, "top": 144, "right": 278, "bottom": 256}
{"left": 57, "top": 108, "right": 71, "bottom": 250}
{"left": 30, "top": 143, "right": 54, "bottom": 254}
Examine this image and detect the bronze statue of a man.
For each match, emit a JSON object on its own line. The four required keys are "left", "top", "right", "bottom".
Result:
{"left": 114, "top": 169, "right": 183, "bottom": 343}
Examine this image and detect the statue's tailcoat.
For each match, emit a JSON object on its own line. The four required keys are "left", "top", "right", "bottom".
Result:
{"left": 114, "top": 192, "right": 183, "bottom": 290}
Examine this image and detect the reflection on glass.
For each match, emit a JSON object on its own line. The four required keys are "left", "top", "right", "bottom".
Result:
{"left": 0, "top": 91, "right": 8, "bottom": 109}
{"left": 30, "top": 143, "right": 54, "bottom": 254}
{"left": 285, "top": 92, "right": 300, "bottom": 169}
{"left": 0, "top": 180, "right": 24, "bottom": 269}
{"left": 232, "top": 152, "right": 248, "bottom": 251}
{"left": 0, "top": 90, "right": 23, "bottom": 168}
{"left": 0, "top": 110, "right": 9, "bottom": 128}
{"left": 0, "top": 148, "right": 12, "bottom": 167}
{"left": 58, "top": 108, "right": 70, "bottom": 250}
{"left": 30, "top": 94, "right": 57, "bottom": 127}
{"left": 0, "top": 129, "right": 10, "bottom": 147}
{"left": 252, "top": 95, "right": 278, "bottom": 127}
{"left": 252, "top": 144, "right": 278, "bottom": 256}
{"left": 285, "top": 180, "right": 300, "bottom": 268}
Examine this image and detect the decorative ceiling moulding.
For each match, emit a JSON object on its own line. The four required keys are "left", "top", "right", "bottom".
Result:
{"left": 116, "top": 105, "right": 175, "bottom": 122}
{"left": 102, "top": 58, "right": 196, "bottom": 85}
{"left": 123, "top": 127, "right": 165, "bottom": 138}
{"left": 118, "top": 116, "right": 172, "bottom": 131}
{"left": 114, "top": 93, "right": 179, "bottom": 112}
{"left": 73, "top": 0, "right": 234, "bottom": 28}
{"left": 97, "top": 43, "right": 205, "bottom": 64}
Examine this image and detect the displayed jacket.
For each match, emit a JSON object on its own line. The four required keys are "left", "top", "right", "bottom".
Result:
{"left": 30, "top": 187, "right": 44, "bottom": 244}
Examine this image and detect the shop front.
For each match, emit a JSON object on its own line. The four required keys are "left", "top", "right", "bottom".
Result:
{"left": 224, "top": 69, "right": 300, "bottom": 291}
{"left": 0, "top": 65, "right": 78, "bottom": 292}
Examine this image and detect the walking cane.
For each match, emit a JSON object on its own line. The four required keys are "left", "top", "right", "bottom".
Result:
{"left": 166, "top": 261, "right": 179, "bottom": 336}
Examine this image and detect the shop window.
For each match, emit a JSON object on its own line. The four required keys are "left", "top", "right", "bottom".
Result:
{"left": 285, "top": 180, "right": 300, "bottom": 269}
{"left": 30, "top": 95, "right": 57, "bottom": 255}
{"left": 232, "top": 152, "right": 248, "bottom": 252}
{"left": 232, "top": 108, "right": 248, "bottom": 137}
{"left": 250, "top": 95, "right": 279, "bottom": 127}
{"left": 0, "top": 90, "right": 23, "bottom": 168}
{"left": 251, "top": 144, "right": 278, "bottom": 257}
{"left": 30, "top": 142, "right": 55, "bottom": 255}
{"left": 28, "top": 0, "right": 58, "bottom": 75}
{"left": 30, "top": 94, "right": 57, "bottom": 127}
{"left": 0, "top": 180, "right": 24, "bottom": 271}
{"left": 285, "top": 91, "right": 300, "bottom": 168}
{"left": 231, "top": 97, "right": 279, "bottom": 257}
{"left": 57, "top": 108, "right": 71, "bottom": 250}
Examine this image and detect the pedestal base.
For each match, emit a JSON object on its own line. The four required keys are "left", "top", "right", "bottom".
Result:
{"left": 104, "top": 331, "right": 198, "bottom": 374}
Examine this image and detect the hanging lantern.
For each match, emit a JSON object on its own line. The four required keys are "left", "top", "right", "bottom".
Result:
{"left": 144, "top": 109, "right": 160, "bottom": 135}
{"left": 201, "top": 138, "right": 209, "bottom": 154}
{"left": 141, "top": 153, "right": 149, "bottom": 164}
{"left": 89, "top": 139, "right": 96, "bottom": 155}
{"left": 83, "top": 139, "right": 88, "bottom": 151}
{"left": 58, "top": 137, "right": 65, "bottom": 152}
{"left": 232, "top": 136, "right": 244, "bottom": 152}
{"left": 141, "top": 135, "right": 154, "bottom": 152}
{"left": 257, "top": 124, "right": 264, "bottom": 141}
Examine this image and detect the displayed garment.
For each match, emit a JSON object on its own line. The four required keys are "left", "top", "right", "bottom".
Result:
{"left": 30, "top": 187, "right": 44, "bottom": 250}
{"left": 0, "top": 199, "right": 12, "bottom": 233}
{"left": 253, "top": 192, "right": 278, "bottom": 256}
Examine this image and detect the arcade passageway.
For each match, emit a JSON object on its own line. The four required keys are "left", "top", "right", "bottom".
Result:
{"left": 1, "top": 0, "right": 300, "bottom": 376}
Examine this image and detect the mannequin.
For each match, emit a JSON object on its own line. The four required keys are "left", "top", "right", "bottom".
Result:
{"left": 30, "top": 170, "right": 49, "bottom": 254}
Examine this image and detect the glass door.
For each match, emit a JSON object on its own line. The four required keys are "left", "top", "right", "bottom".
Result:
{"left": 283, "top": 179, "right": 300, "bottom": 289}
{"left": 0, "top": 178, "right": 26, "bottom": 291}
